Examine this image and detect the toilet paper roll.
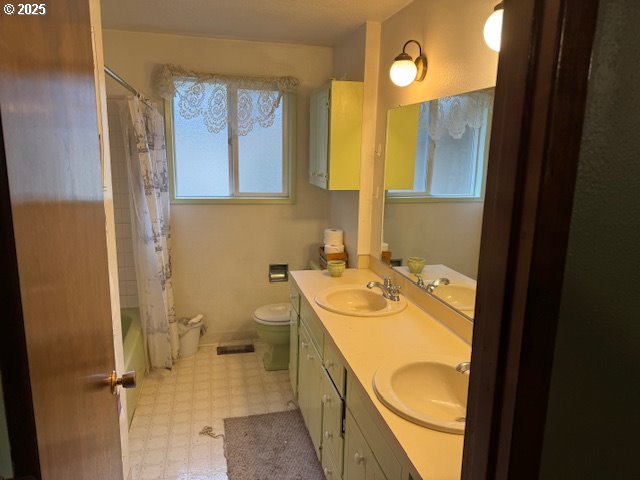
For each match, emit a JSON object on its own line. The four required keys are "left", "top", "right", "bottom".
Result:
{"left": 324, "top": 228, "right": 344, "bottom": 245}
{"left": 324, "top": 244, "right": 345, "bottom": 254}
{"left": 381, "top": 242, "right": 389, "bottom": 252}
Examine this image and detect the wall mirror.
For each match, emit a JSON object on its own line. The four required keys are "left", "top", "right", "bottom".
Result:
{"left": 382, "top": 87, "right": 495, "bottom": 320}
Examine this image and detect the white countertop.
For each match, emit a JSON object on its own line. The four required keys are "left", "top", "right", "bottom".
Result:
{"left": 291, "top": 268, "right": 471, "bottom": 480}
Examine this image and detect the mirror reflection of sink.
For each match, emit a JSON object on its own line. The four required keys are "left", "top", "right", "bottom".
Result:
{"left": 373, "top": 357, "right": 468, "bottom": 434}
{"left": 432, "top": 284, "right": 476, "bottom": 311}
{"left": 315, "top": 285, "right": 407, "bottom": 317}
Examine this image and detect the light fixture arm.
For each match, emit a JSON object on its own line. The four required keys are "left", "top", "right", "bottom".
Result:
{"left": 402, "top": 39, "right": 423, "bottom": 57}
{"left": 402, "top": 40, "right": 428, "bottom": 83}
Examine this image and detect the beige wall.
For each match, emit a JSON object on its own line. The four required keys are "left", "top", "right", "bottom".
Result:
{"left": 330, "top": 22, "right": 381, "bottom": 267}
{"left": 370, "top": 0, "right": 498, "bottom": 278}
{"left": 103, "top": 30, "right": 333, "bottom": 343}
{"left": 329, "top": 24, "right": 366, "bottom": 266}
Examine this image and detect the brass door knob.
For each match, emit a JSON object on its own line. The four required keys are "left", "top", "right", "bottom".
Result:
{"left": 110, "top": 370, "right": 136, "bottom": 395}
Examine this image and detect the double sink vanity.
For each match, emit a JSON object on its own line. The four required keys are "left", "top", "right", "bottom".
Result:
{"left": 288, "top": 268, "right": 472, "bottom": 480}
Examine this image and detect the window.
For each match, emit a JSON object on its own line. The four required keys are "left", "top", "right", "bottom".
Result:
{"left": 388, "top": 89, "right": 493, "bottom": 201}
{"left": 167, "top": 79, "right": 294, "bottom": 203}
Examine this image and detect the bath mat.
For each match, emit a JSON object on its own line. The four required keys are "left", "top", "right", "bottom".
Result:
{"left": 224, "top": 409, "right": 324, "bottom": 480}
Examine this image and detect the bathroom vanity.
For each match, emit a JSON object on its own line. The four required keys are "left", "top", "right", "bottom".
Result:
{"left": 289, "top": 268, "right": 471, "bottom": 480}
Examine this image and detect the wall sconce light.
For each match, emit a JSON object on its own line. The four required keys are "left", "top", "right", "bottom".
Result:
{"left": 484, "top": 2, "right": 504, "bottom": 52}
{"left": 389, "top": 40, "right": 428, "bottom": 87}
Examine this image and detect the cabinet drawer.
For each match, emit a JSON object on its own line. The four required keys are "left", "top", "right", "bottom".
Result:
{"left": 324, "top": 338, "right": 346, "bottom": 398}
{"left": 300, "top": 296, "right": 324, "bottom": 356}
{"left": 321, "top": 368, "right": 344, "bottom": 475}
{"left": 347, "top": 381, "right": 402, "bottom": 480}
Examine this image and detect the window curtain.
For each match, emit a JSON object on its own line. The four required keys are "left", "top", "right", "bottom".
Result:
{"left": 154, "top": 63, "right": 299, "bottom": 136}
{"left": 419, "top": 89, "right": 494, "bottom": 140}
{"left": 121, "top": 96, "right": 176, "bottom": 370}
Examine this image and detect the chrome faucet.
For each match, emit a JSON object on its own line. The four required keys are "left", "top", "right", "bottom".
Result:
{"left": 456, "top": 361, "right": 471, "bottom": 373}
{"left": 366, "top": 277, "right": 402, "bottom": 302}
{"left": 416, "top": 276, "right": 450, "bottom": 293}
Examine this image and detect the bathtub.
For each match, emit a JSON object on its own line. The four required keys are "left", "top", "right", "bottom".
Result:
{"left": 121, "top": 307, "right": 146, "bottom": 426}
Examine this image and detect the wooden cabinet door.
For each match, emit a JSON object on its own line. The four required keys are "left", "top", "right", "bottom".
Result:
{"left": 298, "top": 324, "right": 323, "bottom": 458}
{"left": 309, "top": 85, "right": 330, "bottom": 188}
{"left": 345, "top": 410, "right": 388, "bottom": 480}
{"left": 0, "top": 0, "right": 124, "bottom": 478}
{"left": 321, "top": 368, "right": 344, "bottom": 475}
{"left": 345, "top": 410, "right": 368, "bottom": 480}
{"left": 289, "top": 307, "right": 299, "bottom": 397}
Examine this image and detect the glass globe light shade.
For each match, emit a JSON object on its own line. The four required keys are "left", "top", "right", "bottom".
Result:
{"left": 389, "top": 57, "right": 418, "bottom": 87}
{"left": 483, "top": 7, "right": 503, "bottom": 52}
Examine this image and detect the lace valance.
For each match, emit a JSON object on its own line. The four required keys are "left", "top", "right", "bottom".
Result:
{"left": 419, "top": 89, "right": 494, "bottom": 140}
{"left": 155, "top": 64, "right": 299, "bottom": 136}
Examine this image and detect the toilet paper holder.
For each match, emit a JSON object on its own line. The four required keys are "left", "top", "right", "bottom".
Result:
{"left": 268, "top": 264, "right": 289, "bottom": 283}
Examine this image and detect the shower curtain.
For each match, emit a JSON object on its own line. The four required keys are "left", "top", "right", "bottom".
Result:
{"left": 122, "top": 96, "right": 176, "bottom": 370}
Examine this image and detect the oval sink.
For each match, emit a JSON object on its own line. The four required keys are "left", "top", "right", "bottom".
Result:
{"left": 432, "top": 284, "right": 476, "bottom": 311}
{"left": 315, "top": 285, "right": 407, "bottom": 317}
{"left": 373, "top": 357, "right": 469, "bottom": 434}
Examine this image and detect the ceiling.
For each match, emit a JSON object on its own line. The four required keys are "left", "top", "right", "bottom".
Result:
{"left": 101, "top": 0, "right": 412, "bottom": 46}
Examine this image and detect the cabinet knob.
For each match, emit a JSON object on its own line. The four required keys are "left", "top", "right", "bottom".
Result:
{"left": 324, "top": 430, "right": 333, "bottom": 439}
{"left": 301, "top": 341, "right": 309, "bottom": 349}
{"left": 324, "top": 467, "right": 332, "bottom": 477}
{"left": 307, "top": 354, "right": 314, "bottom": 361}
{"left": 321, "top": 393, "right": 331, "bottom": 404}
{"left": 326, "top": 360, "right": 335, "bottom": 368}
{"left": 354, "top": 451, "right": 365, "bottom": 465}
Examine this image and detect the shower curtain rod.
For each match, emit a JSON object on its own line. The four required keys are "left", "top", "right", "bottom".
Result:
{"left": 104, "top": 65, "right": 141, "bottom": 97}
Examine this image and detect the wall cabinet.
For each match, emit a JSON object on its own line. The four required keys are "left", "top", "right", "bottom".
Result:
{"left": 309, "top": 80, "right": 364, "bottom": 190}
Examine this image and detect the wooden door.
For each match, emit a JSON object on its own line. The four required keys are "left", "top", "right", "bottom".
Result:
{"left": 461, "top": 0, "right": 603, "bottom": 478}
{"left": 0, "top": 1, "right": 124, "bottom": 478}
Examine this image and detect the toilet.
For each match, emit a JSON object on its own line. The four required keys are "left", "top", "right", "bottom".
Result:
{"left": 253, "top": 303, "right": 291, "bottom": 371}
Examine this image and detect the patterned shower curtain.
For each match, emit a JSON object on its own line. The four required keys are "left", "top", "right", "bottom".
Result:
{"left": 123, "top": 96, "right": 176, "bottom": 370}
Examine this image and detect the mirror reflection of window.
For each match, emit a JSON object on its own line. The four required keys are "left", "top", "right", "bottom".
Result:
{"left": 388, "top": 88, "right": 494, "bottom": 199}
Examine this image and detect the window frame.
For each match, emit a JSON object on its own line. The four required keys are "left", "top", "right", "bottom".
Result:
{"left": 165, "top": 86, "right": 296, "bottom": 205}
{"left": 386, "top": 99, "right": 492, "bottom": 204}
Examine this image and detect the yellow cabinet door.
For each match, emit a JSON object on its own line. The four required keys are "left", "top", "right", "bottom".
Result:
{"left": 384, "top": 103, "right": 419, "bottom": 189}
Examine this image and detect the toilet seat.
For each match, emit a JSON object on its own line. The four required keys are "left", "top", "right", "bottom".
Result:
{"left": 253, "top": 303, "right": 291, "bottom": 326}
